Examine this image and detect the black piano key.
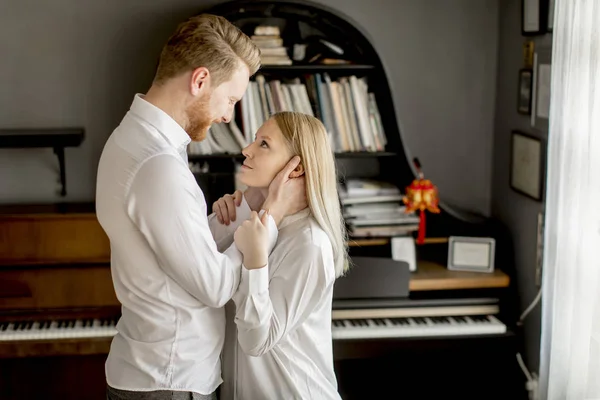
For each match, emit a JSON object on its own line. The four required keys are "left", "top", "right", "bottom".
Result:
{"left": 389, "top": 318, "right": 410, "bottom": 326}
{"left": 413, "top": 317, "right": 427, "bottom": 325}
{"left": 348, "top": 319, "right": 367, "bottom": 327}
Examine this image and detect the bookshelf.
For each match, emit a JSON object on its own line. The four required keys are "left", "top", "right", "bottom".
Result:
{"left": 195, "top": 0, "right": 418, "bottom": 249}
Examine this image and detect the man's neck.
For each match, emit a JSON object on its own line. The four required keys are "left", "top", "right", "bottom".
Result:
{"left": 144, "top": 82, "right": 189, "bottom": 131}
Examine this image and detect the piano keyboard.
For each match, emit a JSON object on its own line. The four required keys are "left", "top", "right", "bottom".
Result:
{"left": 332, "top": 315, "right": 506, "bottom": 340}
{"left": 0, "top": 318, "right": 118, "bottom": 341}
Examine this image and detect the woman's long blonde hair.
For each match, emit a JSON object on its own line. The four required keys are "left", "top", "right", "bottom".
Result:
{"left": 272, "top": 111, "right": 349, "bottom": 277}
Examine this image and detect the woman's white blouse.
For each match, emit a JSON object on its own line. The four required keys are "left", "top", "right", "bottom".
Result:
{"left": 210, "top": 198, "right": 341, "bottom": 400}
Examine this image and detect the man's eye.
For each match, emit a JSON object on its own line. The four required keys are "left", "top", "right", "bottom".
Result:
{"left": 260, "top": 140, "right": 268, "bottom": 148}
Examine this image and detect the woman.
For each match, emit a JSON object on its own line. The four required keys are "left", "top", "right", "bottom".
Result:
{"left": 209, "top": 111, "right": 348, "bottom": 400}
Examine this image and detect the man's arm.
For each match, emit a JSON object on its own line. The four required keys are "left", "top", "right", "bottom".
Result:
{"left": 126, "top": 154, "right": 277, "bottom": 308}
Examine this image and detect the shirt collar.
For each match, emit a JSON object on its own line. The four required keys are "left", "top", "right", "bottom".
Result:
{"left": 279, "top": 207, "right": 311, "bottom": 230}
{"left": 129, "top": 93, "right": 191, "bottom": 152}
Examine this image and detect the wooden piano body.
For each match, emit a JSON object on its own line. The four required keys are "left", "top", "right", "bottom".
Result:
{"left": 0, "top": 204, "right": 526, "bottom": 400}
{"left": 0, "top": 204, "right": 118, "bottom": 400}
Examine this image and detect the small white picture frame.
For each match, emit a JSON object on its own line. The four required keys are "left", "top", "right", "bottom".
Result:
{"left": 447, "top": 236, "right": 495, "bottom": 273}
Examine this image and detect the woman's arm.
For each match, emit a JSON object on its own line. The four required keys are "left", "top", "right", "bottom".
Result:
{"left": 232, "top": 243, "right": 334, "bottom": 357}
{"left": 208, "top": 194, "right": 252, "bottom": 252}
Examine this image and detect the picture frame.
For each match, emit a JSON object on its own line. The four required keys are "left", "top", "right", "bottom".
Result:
{"left": 518, "top": 69, "right": 533, "bottom": 115}
{"left": 523, "top": 41, "right": 535, "bottom": 68}
{"left": 447, "top": 236, "right": 496, "bottom": 273}
{"left": 510, "top": 130, "right": 545, "bottom": 201}
{"left": 521, "top": 0, "right": 549, "bottom": 36}
{"left": 531, "top": 47, "right": 552, "bottom": 131}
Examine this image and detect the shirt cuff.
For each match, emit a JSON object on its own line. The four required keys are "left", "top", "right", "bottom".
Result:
{"left": 237, "top": 196, "right": 252, "bottom": 222}
{"left": 240, "top": 265, "right": 269, "bottom": 296}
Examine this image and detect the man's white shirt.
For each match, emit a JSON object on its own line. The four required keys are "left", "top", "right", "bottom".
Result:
{"left": 96, "top": 94, "right": 276, "bottom": 395}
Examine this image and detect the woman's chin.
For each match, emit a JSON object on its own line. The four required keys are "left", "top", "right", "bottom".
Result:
{"left": 237, "top": 173, "right": 253, "bottom": 187}
{"left": 237, "top": 170, "right": 271, "bottom": 188}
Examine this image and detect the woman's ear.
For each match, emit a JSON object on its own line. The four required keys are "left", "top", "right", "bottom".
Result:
{"left": 288, "top": 162, "right": 305, "bottom": 178}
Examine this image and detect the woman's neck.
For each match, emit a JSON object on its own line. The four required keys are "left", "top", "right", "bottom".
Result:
{"left": 259, "top": 187, "right": 269, "bottom": 199}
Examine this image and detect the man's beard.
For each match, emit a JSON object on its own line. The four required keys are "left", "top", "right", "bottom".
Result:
{"left": 185, "top": 92, "right": 213, "bottom": 141}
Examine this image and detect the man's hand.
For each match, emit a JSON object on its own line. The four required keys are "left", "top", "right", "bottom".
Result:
{"left": 262, "top": 156, "right": 308, "bottom": 226}
{"left": 212, "top": 190, "right": 243, "bottom": 225}
{"left": 234, "top": 211, "right": 269, "bottom": 270}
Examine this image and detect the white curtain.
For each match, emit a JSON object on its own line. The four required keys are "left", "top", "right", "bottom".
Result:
{"left": 539, "top": 1, "right": 600, "bottom": 399}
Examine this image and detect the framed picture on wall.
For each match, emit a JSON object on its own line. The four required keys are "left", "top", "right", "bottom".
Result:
{"left": 521, "top": 0, "right": 549, "bottom": 36}
{"left": 518, "top": 69, "right": 533, "bottom": 115}
{"left": 510, "top": 130, "right": 545, "bottom": 201}
{"left": 531, "top": 47, "right": 552, "bottom": 131}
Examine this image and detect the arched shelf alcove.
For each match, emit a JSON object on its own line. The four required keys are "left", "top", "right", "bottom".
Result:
{"left": 199, "top": 0, "right": 416, "bottom": 192}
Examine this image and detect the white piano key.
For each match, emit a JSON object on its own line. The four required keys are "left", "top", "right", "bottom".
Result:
{"left": 332, "top": 315, "right": 506, "bottom": 340}
{"left": 0, "top": 318, "right": 119, "bottom": 342}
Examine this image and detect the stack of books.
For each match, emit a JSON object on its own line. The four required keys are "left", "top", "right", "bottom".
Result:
{"left": 339, "top": 179, "right": 419, "bottom": 238}
{"left": 251, "top": 25, "right": 292, "bottom": 65}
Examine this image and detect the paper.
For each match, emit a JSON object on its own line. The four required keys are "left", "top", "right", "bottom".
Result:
{"left": 548, "top": 0, "right": 555, "bottom": 29}
{"left": 536, "top": 64, "right": 551, "bottom": 119}
{"left": 391, "top": 237, "right": 416, "bottom": 272}
{"left": 512, "top": 134, "right": 541, "bottom": 198}
{"left": 452, "top": 242, "right": 491, "bottom": 268}
{"left": 523, "top": 0, "right": 540, "bottom": 32}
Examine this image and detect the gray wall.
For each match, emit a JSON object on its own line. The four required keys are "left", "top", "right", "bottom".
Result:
{"left": 492, "top": 0, "right": 552, "bottom": 373}
{"left": 0, "top": 0, "right": 499, "bottom": 217}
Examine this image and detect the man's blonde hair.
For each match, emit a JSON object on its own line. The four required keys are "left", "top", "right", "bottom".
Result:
{"left": 272, "top": 112, "right": 349, "bottom": 278}
{"left": 154, "top": 14, "right": 261, "bottom": 87}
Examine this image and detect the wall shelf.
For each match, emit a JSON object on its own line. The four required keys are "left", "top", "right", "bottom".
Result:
{"left": 0, "top": 128, "right": 84, "bottom": 197}
{"left": 187, "top": 151, "right": 396, "bottom": 162}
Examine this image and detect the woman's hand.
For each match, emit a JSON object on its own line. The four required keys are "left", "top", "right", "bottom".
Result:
{"left": 212, "top": 190, "right": 243, "bottom": 225}
{"left": 234, "top": 211, "right": 269, "bottom": 270}
{"left": 262, "top": 156, "right": 307, "bottom": 226}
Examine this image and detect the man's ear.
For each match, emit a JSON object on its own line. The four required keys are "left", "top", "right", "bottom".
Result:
{"left": 289, "top": 162, "right": 305, "bottom": 178}
{"left": 190, "top": 67, "right": 210, "bottom": 96}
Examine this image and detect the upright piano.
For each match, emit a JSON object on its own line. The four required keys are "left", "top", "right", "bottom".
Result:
{"left": 0, "top": 202, "right": 525, "bottom": 399}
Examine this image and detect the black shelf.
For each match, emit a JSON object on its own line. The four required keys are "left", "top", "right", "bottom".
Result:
{"left": 259, "top": 64, "right": 375, "bottom": 73}
{"left": 188, "top": 153, "right": 243, "bottom": 161}
{"left": 187, "top": 152, "right": 396, "bottom": 162}
{"left": 335, "top": 151, "right": 396, "bottom": 158}
{"left": 0, "top": 128, "right": 84, "bottom": 197}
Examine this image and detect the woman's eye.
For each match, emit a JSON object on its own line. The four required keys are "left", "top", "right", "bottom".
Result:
{"left": 260, "top": 140, "right": 268, "bottom": 148}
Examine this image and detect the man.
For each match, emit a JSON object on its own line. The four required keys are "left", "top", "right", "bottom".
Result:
{"left": 96, "top": 14, "right": 305, "bottom": 400}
